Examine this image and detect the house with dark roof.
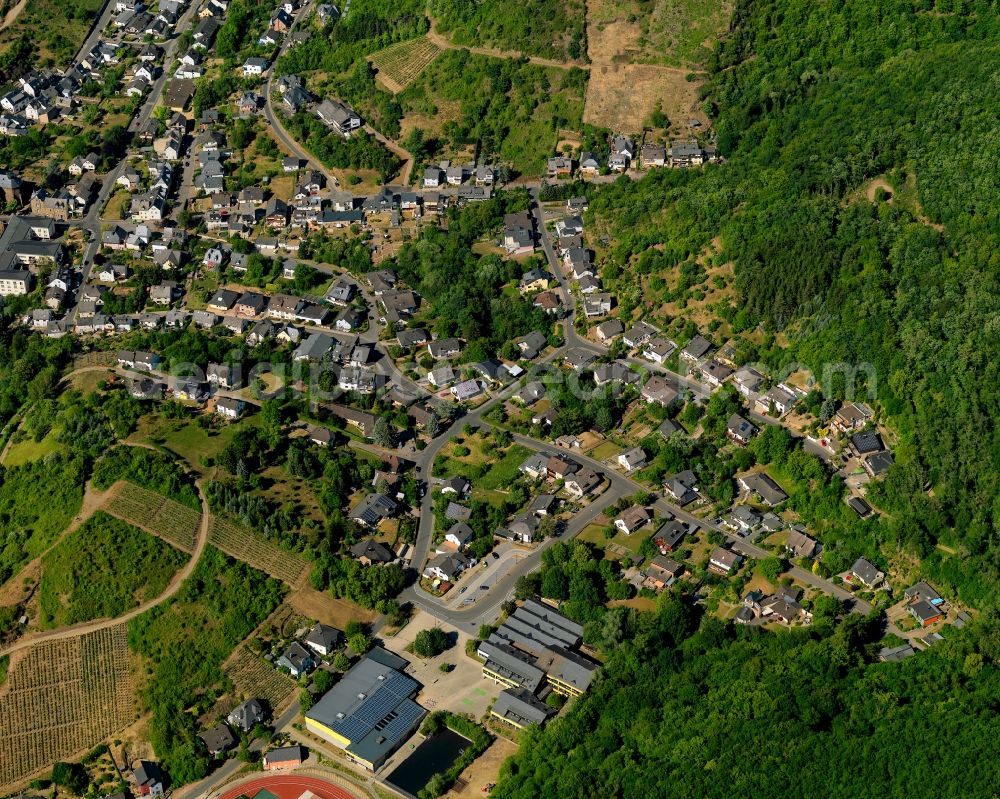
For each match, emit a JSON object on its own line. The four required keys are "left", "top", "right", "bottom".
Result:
{"left": 423, "top": 551, "right": 472, "bottom": 582}
{"left": 848, "top": 495, "right": 873, "bottom": 518}
{"left": 350, "top": 538, "right": 395, "bottom": 566}
{"left": 349, "top": 494, "right": 398, "bottom": 528}
{"left": 490, "top": 687, "right": 556, "bottom": 729}
{"left": 726, "top": 413, "right": 757, "bottom": 445}
{"left": 663, "top": 471, "right": 699, "bottom": 506}
{"left": 653, "top": 519, "right": 690, "bottom": 553}
{"left": 737, "top": 472, "right": 788, "bottom": 506}
{"left": 305, "top": 623, "right": 344, "bottom": 656}
{"left": 850, "top": 557, "right": 885, "bottom": 589}
{"left": 199, "top": 723, "right": 236, "bottom": 756}
{"left": 263, "top": 744, "right": 307, "bottom": 770}
{"left": 850, "top": 430, "right": 884, "bottom": 457}
{"left": 863, "top": 450, "right": 894, "bottom": 477}
{"left": 228, "top": 698, "right": 267, "bottom": 732}
{"left": 277, "top": 641, "right": 317, "bottom": 677}
{"left": 133, "top": 761, "right": 166, "bottom": 797}
{"left": 679, "top": 334, "right": 713, "bottom": 363}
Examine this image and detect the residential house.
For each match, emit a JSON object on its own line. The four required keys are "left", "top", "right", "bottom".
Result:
{"left": 653, "top": 519, "right": 691, "bottom": 553}
{"left": 595, "top": 318, "right": 624, "bottom": 341}
{"left": 702, "top": 360, "right": 733, "bottom": 387}
{"left": 642, "top": 337, "right": 676, "bottom": 364}
{"left": 578, "top": 151, "right": 600, "bottom": 176}
{"left": 850, "top": 557, "right": 885, "bottom": 589}
{"left": 640, "top": 143, "right": 666, "bottom": 168}
{"left": 428, "top": 337, "right": 462, "bottom": 359}
{"left": 350, "top": 538, "right": 395, "bottom": 566}
{"left": 304, "top": 623, "right": 343, "bottom": 656}
{"left": 349, "top": 493, "right": 397, "bottom": 528}
{"left": 785, "top": 528, "right": 818, "bottom": 559}
{"left": 668, "top": 140, "right": 705, "bottom": 167}
{"left": 622, "top": 321, "right": 658, "bottom": 349}
{"left": 235, "top": 291, "right": 266, "bottom": 318}
{"left": 614, "top": 506, "right": 650, "bottom": 535}
{"left": 316, "top": 98, "right": 362, "bottom": 136}
{"left": 733, "top": 366, "right": 765, "bottom": 397}
{"left": 133, "top": 761, "right": 166, "bottom": 797}
{"left": 641, "top": 376, "right": 679, "bottom": 407}
{"left": 663, "top": 471, "right": 699, "bottom": 506}
{"left": 423, "top": 552, "right": 472, "bottom": 582}
{"left": 199, "top": 724, "right": 236, "bottom": 756}
{"left": 644, "top": 557, "right": 684, "bottom": 590}
{"left": 755, "top": 384, "right": 798, "bottom": 416}
{"left": 832, "top": 402, "right": 874, "bottom": 433}
{"left": 519, "top": 267, "right": 551, "bottom": 293}
{"left": 726, "top": 413, "right": 757, "bottom": 445}
{"left": 442, "top": 522, "right": 476, "bottom": 552}
{"left": 564, "top": 467, "right": 601, "bottom": 499}
{"left": 215, "top": 397, "right": 246, "bottom": 419}
{"left": 738, "top": 472, "right": 788, "bottom": 506}
{"left": 277, "top": 642, "right": 317, "bottom": 677}
{"left": 594, "top": 361, "right": 639, "bottom": 387}
{"left": 708, "top": 547, "right": 742, "bottom": 576}
{"left": 679, "top": 334, "right": 713, "bottom": 363}
{"left": 515, "top": 330, "right": 548, "bottom": 360}
{"left": 546, "top": 156, "right": 573, "bottom": 178}
{"left": 618, "top": 447, "right": 647, "bottom": 472}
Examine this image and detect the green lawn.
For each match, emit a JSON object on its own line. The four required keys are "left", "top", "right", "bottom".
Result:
{"left": 129, "top": 415, "right": 260, "bottom": 471}
{"left": 479, "top": 444, "right": 532, "bottom": 489}
{"left": 578, "top": 521, "right": 648, "bottom": 555}
{"left": 2, "top": 427, "right": 63, "bottom": 467}
{"left": 589, "top": 440, "right": 623, "bottom": 463}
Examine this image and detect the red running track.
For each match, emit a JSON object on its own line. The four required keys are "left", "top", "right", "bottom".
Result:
{"left": 215, "top": 774, "right": 359, "bottom": 799}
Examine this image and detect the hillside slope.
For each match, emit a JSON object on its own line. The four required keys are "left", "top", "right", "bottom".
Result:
{"left": 586, "top": 0, "right": 1000, "bottom": 608}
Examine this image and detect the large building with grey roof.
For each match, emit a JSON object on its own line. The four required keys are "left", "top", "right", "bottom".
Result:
{"left": 304, "top": 647, "right": 424, "bottom": 770}
{"left": 479, "top": 598, "right": 598, "bottom": 699}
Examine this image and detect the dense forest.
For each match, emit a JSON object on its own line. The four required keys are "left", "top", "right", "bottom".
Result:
{"left": 579, "top": 0, "right": 1000, "bottom": 610}
{"left": 495, "top": 0, "right": 1000, "bottom": 794}
{"left": 495, "top": 596, "right": 1000, "bottom": 798}
{"left": 389, "top": 189, "right": 555, "bottom": 359}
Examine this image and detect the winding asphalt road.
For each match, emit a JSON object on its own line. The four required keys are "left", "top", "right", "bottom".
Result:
{"left": 393, "top": 188, "right": 870, "bottom": 628}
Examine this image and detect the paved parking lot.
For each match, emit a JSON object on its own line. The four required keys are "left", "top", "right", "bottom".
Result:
{"left": 444, "top": 544, "right": 528, "bottom": 609}
{"left": 382, "top": 609, "right": 502, "bottom": 720}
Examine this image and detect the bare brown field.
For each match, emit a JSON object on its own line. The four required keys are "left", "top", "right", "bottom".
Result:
{"left": 103, "top": 482, "right": 201, "bottom": 553}
{"left": 0, "top": 624, "right": 136, "bottom": 790}
{"left": 587, "top": 0, "right": 731, "bottom": 69}
{"left": 287, "top": 587, "right": 378, "bottom": 628}
{"left": 207, "top": 516, "right": 310, "bottom": 586}
{"left": 443, "top": 737, "right": 518, "bottom": 798}
{"left": 584, "top": 63, "right": 706, "bottom": 134}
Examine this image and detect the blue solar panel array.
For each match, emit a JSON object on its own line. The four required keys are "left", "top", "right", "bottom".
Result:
{"left": 332, "top": 671, "right": 418, "bottom": 742}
